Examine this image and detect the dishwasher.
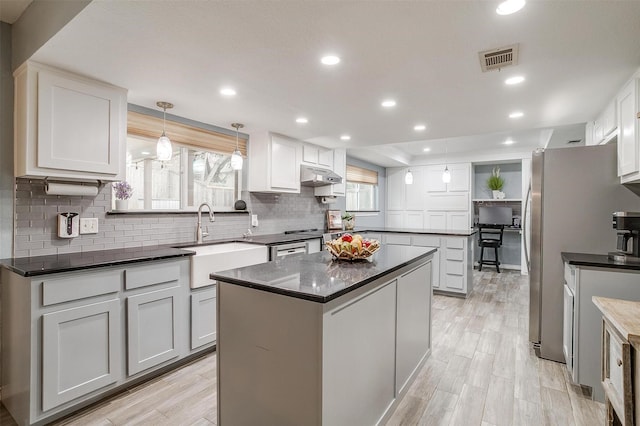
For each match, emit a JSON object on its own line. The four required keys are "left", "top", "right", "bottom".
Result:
{"left": 269, "top": 241, "right": 309, "bottom": 261}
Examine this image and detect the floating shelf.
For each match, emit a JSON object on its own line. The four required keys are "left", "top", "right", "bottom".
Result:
{"left": 472, "top": 198, "right": 522, "bottom": 202}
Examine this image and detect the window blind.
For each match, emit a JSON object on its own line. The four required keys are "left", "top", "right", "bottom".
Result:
{"left": 346, "top": 164, "right": 378, "bottom": 185}
{"left": 127, "top": 111, "right": 247, "bottom": 155}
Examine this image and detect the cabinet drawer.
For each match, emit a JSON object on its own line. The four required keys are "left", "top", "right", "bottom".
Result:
{"left": 42, "top": 270, "right": 121, "bottom": 306}
{"left": 446, "top": 248, "right": 464, "bottom": 261}
{"left": 446, "top": 238, "right": 464, "bottom": 249}
{"left": 446, "top": 260, "right": 464, "bottom": 276}
{"left": 125, "top": 262, "right": 180, "bottom": 290}
{"left": 412, "top": 235, "right": 440, "bottom": 247}
{"left": 384, "top": 234, "right": 412, "bottom": 246}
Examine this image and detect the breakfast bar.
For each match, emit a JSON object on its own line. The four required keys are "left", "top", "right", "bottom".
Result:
{"left": 211, "top": 245, "right": 435, "bottom": 426}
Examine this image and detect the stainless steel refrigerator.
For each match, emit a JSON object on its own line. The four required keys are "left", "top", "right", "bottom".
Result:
{"left": 527, "top": 143, "right": 640, "bottom": 362}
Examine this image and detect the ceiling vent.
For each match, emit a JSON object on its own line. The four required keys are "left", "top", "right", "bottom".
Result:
{"left": 478, "top": 44, "right": 519, "bottom": 72}
{"left": 567, "top": 139, "right": 582, "bottom": 144}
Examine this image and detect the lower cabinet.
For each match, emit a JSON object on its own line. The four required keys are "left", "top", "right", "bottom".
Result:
{"left": 127, "top": 286, "right": 181, "bottom": 376}
{"left": 191, "top": 286, "right": 217, "bottom": 350}
{"left": 42, "top": 298, "right": 122, "bottom": 411}
{"left": 1, "top": 257, "right": 193, "bottom": 425}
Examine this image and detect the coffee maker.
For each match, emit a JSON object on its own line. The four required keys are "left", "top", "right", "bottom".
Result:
{"left": 609, "top": 212, "right": 640, "bottom": 263}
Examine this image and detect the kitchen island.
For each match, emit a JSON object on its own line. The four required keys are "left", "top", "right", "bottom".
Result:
{"left": 211, "top": 245, "right": 435, "bottom": 426}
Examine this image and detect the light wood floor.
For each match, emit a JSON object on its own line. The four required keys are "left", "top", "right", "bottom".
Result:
{"left": 1, "top": 270, "right": 605, "bottom": 425}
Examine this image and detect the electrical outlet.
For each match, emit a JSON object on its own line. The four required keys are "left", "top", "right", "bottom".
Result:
{"left": 80, "top": 218, "right": 99, "bottom": 234}
{"left": 251, "top": 214, "right": 259, "bottom": 227}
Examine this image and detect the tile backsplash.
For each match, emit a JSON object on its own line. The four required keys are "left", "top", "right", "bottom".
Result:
{"left": 14, "top": 179, "right": 327, "bottom": 257}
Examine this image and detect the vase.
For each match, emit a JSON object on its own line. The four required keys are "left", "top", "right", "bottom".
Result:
{"left": 115, "top": 199, "right": 128, "bottom": 210}
{"left": 344, "top": 218, "right": 355, "bottom": 231}
{"left": 492, "top": 190, "right": 501, "bottom": 199}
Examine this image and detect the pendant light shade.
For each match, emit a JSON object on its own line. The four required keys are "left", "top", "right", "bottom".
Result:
{"left": 442, "top": 166, "right": 451, "bottom": 183}
{"left": 405, "top": 169, "right": 413, "bottom": 185}
{"left": 156, "top": 101, "right": 174, "bottom": 161}
{"left": 231, "top": 123, "right": 244, "bottom": 171}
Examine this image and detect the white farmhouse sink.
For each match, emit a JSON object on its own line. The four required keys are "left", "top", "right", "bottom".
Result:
{"left": 184, "top": 243, "right": 269, "bottom": 288}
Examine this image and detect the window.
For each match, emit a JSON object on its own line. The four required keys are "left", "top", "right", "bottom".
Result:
{"left": 118, "top": 110, "right": 246, "bottom": 211}
{"left": 345, "top": 165, "right": 379, "bottom": 212}
{"left": 124, "top": 136, "right": 236, "bottom": 210}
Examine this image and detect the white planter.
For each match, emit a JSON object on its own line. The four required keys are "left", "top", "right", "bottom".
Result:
{"left": 115, "top": 199, "right": 128, "bottom": 210}
{"left": 492, "top": 191, "right": 505, "bottom": 199}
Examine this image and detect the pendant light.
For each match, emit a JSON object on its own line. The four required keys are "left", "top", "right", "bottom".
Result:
{"left": 156, "top": 101, "right": 174, "bottom": 161}
{"left": 442, "top": 142, "right": 451, "bottom": 183}
{"left": 230, "top": 123, "right": 244, "bottom": 171}
{"left": 405, "top": 169, "right": 413, "bottom": 185}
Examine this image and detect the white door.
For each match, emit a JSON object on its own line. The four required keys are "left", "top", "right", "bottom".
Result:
{"left": 563, "top": 284, "right": 575, "bottom": 376}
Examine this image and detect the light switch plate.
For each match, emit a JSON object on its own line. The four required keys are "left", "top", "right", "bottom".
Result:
{"left": 80, "top": 218, "right": 99, "bottom": 234}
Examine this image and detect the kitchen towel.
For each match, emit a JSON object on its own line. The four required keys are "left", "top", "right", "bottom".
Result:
{"left": 45, "top": 182, "right": 99, "bottom": 197}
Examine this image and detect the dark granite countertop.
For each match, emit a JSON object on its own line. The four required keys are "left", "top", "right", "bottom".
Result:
{"left": 357, "top": 227, "right": 477, "bottom": 236}
{"left": 562, "top": 252, "right": 640, "bottom": 271}
{"left": 211, "top": 245, "right": 436, "bottom": 303}
{"left": 1, "top": 246, "right": 195, "bottom": 277}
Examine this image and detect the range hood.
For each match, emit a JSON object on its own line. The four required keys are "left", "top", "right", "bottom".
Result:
{"left": 300, "top": 165, "right": 343, "bottom": 187}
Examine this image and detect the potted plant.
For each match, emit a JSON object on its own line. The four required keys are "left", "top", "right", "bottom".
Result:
{"left": 487, "top": 167, "right": 505, "bottom": 199}
{"left": 342, "top": 212, "right": 355, "bottom": 230}
{"left": 113, "top": 181, "right": 133, "bottom": 210}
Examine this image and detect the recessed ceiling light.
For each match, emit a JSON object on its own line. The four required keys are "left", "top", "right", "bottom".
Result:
{"left": 220, "top": 87, "right": 237, "bottom": 96}
{"left": 296, "top": 117, "right": 308, "bottom": 124}
{"left": 505, "top": 76, "right": 525, "bottom": 85}
{"left": 414, "top": 124, "right": 427, "bottom": 131}
{"left": 141, "top": 151, "right": 150, "bottom": 155}
{"left": 340, "top": 135, "right": 351, "bottom": 141}
{"left": 381, "top": 100, "right": 396, "bottom": 108}
{"left": 321, "top": 55, "right": 340, "bottom": 66}
{"left": 504, "top": 139, "right": 515, "bottom": 145}
{"left": 509, "top": 111, "right": 524, "bottom": 119}
{"left": 423, "top": 147, "right": 431, "bottom": 152}
{"left": 496, "top": 0, "right": 526, "bottom": 15}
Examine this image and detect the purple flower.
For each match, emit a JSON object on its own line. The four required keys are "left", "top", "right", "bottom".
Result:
{"left": 112, "top": 181, "right": 133, "bottom": 200}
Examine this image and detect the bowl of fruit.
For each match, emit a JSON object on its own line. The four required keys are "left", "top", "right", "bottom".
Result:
{"left": 325, "top": 233, "right": 380, "bottom": 261}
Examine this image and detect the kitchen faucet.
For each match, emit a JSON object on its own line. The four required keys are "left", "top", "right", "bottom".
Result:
{"left": 196, "top": 203, "right": 215, "bottom": 243}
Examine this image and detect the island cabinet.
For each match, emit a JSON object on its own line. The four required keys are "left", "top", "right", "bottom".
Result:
{"left": 214, "top": 246, "right": 434, "bottom": 426}
{"left": 1, "top": 257, "right": 192, "bottom": 426}
{"left": 592, "top": 297, "right": 640, "bottom": 426}
{"left": 13, "top": 61, "right": 127, "bottom": 182}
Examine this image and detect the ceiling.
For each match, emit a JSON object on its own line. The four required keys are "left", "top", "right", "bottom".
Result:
{"left": 24, "top": 0, "right": 640, "bottom": 167}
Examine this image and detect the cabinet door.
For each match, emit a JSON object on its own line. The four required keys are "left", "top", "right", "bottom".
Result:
{"left": 562, "top": 284, "right": 574, "bottom": 373}
{"left": 405, "top": 211, "right": 424, "bottom": 229}
{"left": 386, "top": 211, "right": 404, "bottom": 228}
{"left": 386, "top": 168, "right": 406, "bottom": 210}
{"left": 448, "top": 163, "right": 471, "bottom": 192}
{"left": 42, "top": 299, "right": 121, "bottom": 411}
{"left": 191, "top": 287, "right": 217, "bottom": 350}
{"left": 127, "top": 287, "right": 180, "bottom": 376}
{"left": 425, "top": 167, "right": 447, "bottom": 192}
{"left": 405, "top": 167, "right": 425, "bottom": 210}
{"left": 270, "top": 136, "right": 301, "bottom": 191}
{"left": 302, "top": 144, "right": 319, "bottom": 164}
{"left": 425, "top": 212, "right": 446, "bottom": 230}
{"left": 37, "top": 70, "right": 122, "bottom": 176}
{"left": 396, "top": 263, "right": 431, "bottom": 394}
{"left": 447, "top": 212, "right": 470, "bottom": 230}
{"left": 332, "top": 148, "right": 346, "bottom": 195}
{"left": 617, "top": 79, "right": 639, "bottom": 177}
{"left": 323, "top": 280, "right": 397, "bottom": 426}
{"left": 318, "top": 149, "right": 334, "bottom": 169}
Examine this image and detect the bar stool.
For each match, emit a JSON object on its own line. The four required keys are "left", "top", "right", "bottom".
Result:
{"left": 478, "top": 224, "right": 504, "bottom": 273}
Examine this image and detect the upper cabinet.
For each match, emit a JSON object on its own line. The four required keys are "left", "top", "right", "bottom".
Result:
{"left": 593, "top": 100, "right": 618, "bottom": 146}
{"left": 617, "top": 76, "right": 640, "bottom": 181}
{"left": 314, "top": 148, "right": 346, "bottom": 197}
{"left": 425, "top": 163, "right": 470, "bottom": 193}
{"left": 247, "top": 132, "right": 302, "bottom": 193}
{"left": 302, "top": 144, "right": 334, "bottom": 170}
{"left": 14, "top": 61, "right": 127, "bottom": 181}
{"left": 386, "top": 168, "right": 407, "bottom": 211}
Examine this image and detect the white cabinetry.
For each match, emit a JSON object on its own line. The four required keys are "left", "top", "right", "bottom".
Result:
{"left": 618, "top": 77, "right": 640, "bottom": 180}
{"left": 247, "top": 132, "right": 302, "bottom": 193}
{"left": 405, "top": 167, "right": 425, "bottom": 210}
{"left": 314, "top": 148, "right": 346, "bottom": 197}
{"left": 593, "top": 101, "right": 618, "bottom": 146}
{"left": 191, "top": 286, "right": 217, "bottom": 349}
{"left": 303, "top": 144, "right": 334, "bottom": 169}
{"left": 386, "top": 168, "right": 406, "bottom": 211}
{"left": 14, "top": 61, "right": 127, "bottom": 181}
